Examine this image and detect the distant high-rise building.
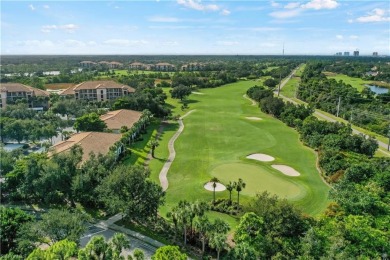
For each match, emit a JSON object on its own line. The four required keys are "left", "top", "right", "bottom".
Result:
{"left": 353, "top": 50, "right": 359, "bottom": 56}
{"left": 344, "top": 52, "right": 350, "bottom": 56}
{"left": 336, "top": 52, "right": 342, "bottom": 56}
{"left": 373, "top": 52, "right": 378, "bottom": 56}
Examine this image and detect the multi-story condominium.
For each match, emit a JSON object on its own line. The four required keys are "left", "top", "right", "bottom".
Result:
{"left": 79, "top": 61, "right": 97, "bottom": 67}
{"left": 154, "top": 62, "right": 176, "bottom": 71}
{"left": 60, "top": 80, "right": 135, "bottom": 101}
{"left": 129, "top": 62, "right": 148, "bottom": 70}
{"left": 0, "top": 83, "right": 49, "bottom": 109}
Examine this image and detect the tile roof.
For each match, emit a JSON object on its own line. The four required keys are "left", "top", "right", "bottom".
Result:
{"left": 0, "top": 83, "right": 49, "bottom": 96}
{"left": 49, "top": 132, "right": 121, "bottom": 162}
{"left": 60, "top": 80, "right": 135, "bottom": 95}
{"left": 100, "top": 109, "right": 142, "bottom": 130}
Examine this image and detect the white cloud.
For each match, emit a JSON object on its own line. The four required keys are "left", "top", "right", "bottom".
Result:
{"left": 301, "top": 0, "right": 339, "bottom": 10}
{"left": 41, "top": 24, "right": 79, "bottom": 33}
{"left": 43, "top": 5, "right": 49, "bottom": 9}
{"left": 177, "top": 0, "right": 220, "bottom": 11}
{"left": 350, "top": 35, "right": 359, "bottom": 39}
{"left": 270, "top": 1, "right": 280, "bottom": 8}
{"left": 336, "top": 35, "right": 343, "bottom": 40}
{"left": 284, "top": 2, "right": 300, "bottom": 9}
{"left": 221, "top": 9, "right": 231, "bottom": 16}
{"left": 16, "top": 40, "right": 54, "bottom": 48}
{"left": 216, "top": 41, "right": 239, "bottom": 46}
{"left": 148, "top": 16, "right": 180, "bottom": 22}
{"left": 249, "top": 27, "right": 281, "bottom": 32}
{"left": 356, "top": 8, "right": 390, "bottom": 23}
{"left": 162, "top": 41, "right": 179, "bottom": 46}
{"left": 29, "top": 4, "right": 35, "bottom": 11}
{"left": 270, "top": 9, "right": 301, "bottom": 18}
{"left": 103, "top": 39, "right": 149, "bottom": 47}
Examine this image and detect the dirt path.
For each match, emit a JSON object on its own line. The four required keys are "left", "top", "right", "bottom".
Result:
{"left": 159, "top": 110, "right": 196, "bottom": 191}
{"left": 243, "top": 94, "right": 257, "bottom": 106}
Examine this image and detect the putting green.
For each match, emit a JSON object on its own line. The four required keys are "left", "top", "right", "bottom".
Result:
{"left": 152, "top": 80, "right": 330, "bottom": 217}
{"left": 211, "top": 163, "right": 304, "bottom": 199}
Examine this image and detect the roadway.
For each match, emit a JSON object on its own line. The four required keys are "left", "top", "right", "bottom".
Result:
{"left": 275, "top": 66, "right": 390, "bottom": 155}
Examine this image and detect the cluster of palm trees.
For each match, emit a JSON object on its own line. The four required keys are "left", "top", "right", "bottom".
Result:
{"left": 167, "top": 200, "right": 230, "bottom": 259}
{"left": 210, "top": 177, "right": 246, "bottom": 206}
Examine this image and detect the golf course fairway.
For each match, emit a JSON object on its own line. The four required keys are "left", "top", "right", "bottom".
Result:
{"left": 157, "top": 80, "right": 330, "bottom": 216}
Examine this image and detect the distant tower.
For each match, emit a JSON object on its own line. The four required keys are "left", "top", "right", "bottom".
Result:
{"left": 373, "top": 52, "right": 378, "bottom": 56}
{"left": 353, "top": 50, "right": 359, "bottom": 56}
{"left": 344, "top": 52, "right": 350, "bottom": 56}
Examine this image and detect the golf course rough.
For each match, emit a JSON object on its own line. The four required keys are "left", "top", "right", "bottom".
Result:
{"left": 160, "top": 80, "right": 330, "bottom": 216}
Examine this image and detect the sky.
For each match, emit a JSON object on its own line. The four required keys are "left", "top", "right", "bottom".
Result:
{"left": 1, "top": 0, "right": 389, "bottom": 55}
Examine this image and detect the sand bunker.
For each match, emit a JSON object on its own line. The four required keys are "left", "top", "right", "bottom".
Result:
{"left": 271, "top": 165, "right": 300, "bottom": 176}
{"left": 204, "top": 182, "right": 226, "bottom": 191}
{"left": 245, "top": 117, "right": 262, "bottom": 120}
{"left": 192, "top": 91, "right": 204, "bottom": 95}
{"left": 246, "top": 153, "right": 275, "bottom": 162}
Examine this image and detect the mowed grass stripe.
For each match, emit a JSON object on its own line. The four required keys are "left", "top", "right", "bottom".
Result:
{"left": 160, "top": 80, "right": 330, "bottom": 217}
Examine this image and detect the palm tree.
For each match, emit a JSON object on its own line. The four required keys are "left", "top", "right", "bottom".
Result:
{"left": 209, "top": 233, "right": 227, "bottom": 260}
{"left": 210, "top": 177, "right": 220, "bottom": 205}
{"left": 110, "top": 233, "right": 130, "bottom": 256}
{"left": 194, "top": 215, "right": 212, "bottom": 254}
{"left": 235, "top": 178, "right": 246, "bottom": 207}
{"left": 150, "top": 140, "right": 159, "bottom": 158}
{"left": 226, "top": 181, "right": 236, "bottom": 205}
{"left": 189, "top": 200, "right": 208, "bottom": 238}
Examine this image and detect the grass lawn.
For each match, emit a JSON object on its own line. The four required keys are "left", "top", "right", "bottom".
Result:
{"left": 325, "top": 73, "right": 371, "bottom": 92}
{"left": 280, "top": 77, "right": 299, "bottom": 98}
{"left": 152, "top": 80, "right": 330, "bottom": 220}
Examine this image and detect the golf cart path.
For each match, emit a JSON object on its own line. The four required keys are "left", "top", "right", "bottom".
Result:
{"left": 159, "top": 110, "right": 196, "bottom": 191}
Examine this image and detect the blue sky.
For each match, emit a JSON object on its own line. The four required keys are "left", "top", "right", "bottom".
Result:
{"left": 1, "top": 0, "right": 389, "bottom": 55}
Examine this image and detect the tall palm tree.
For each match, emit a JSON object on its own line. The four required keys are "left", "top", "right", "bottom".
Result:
{"left": 209, "top": 233, "right": 227, "bottom": 260}
{"left": 235, "top": 178, "right": 246, "bottom": 207}
{"left": 194, "top": 215, "right": 212, "bottom": 254}
{"left": 189, "top": 200, "right": 208, "bottom": 237}
{"left": 226, "top": 181, "right": 236, "bottom": 205}
{"left": 210, "top": 177, "right": 220, "bottom": 205}
{"left": 150, "top": 140, "right": 159, "bottom": 158}
{"left": 110, "top": 233, "right": 130, "bottom": 256}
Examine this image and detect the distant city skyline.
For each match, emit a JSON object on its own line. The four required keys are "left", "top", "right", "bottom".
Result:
{"left": 1, "top": 0, "right": 389, "bottom": 55}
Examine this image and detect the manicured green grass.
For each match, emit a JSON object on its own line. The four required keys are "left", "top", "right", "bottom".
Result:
{"left": 122, "top": 120, "right": 160, "bottom": 167}
{"left": 155, "top": 80, "right": 330, "bottom": 217}
{"left": 281, "top": 77, "right": 299, "bottom": 98}
{"left": 326, "top": 73, "right": 371, "bottom": 92}
{"left": 212, "top": 163, "right": 304, "bottom": 198}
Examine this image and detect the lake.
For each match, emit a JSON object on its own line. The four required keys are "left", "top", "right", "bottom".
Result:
{"left": 366, "top": 85, "right": 389, "bottom": 94}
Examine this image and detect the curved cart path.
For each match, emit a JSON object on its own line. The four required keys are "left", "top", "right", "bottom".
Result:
{"left": 159, "top": 110, "right": 196, "bottom": 191}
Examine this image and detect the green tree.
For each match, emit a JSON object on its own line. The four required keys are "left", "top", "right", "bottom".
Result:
{"left": 226, "top": 181, "right": 235, "bottom": 205}
{"left": 194, "top": 216, "right": 212, "bottom": 254}
{"left": 151, "top": 246, "right": 187, "bottom": 260}
{"left": 4, "top": 120, "right": 28, "bottom": 143}
{"left": 74, "top": 112, "right": 107, "bottom": 132}
{"left": 111, "top": 233, "right": 131, "bottom": 258}
{"left": 0, "top": 207, "right": 34, "bottom": 254}
{"left": 209, "top": 233, "right": 227, "bottom": 260}
{"left": 133, "top": 249, "right": 145, "bottom": 260}
{"left": 19, "top": 209, "right": 89, "bottom": 247}
{"left": 228, "top": 242, "right": 258, "bottom": 260}
{"left": 98, "top": 166, "right": 165, "bottom": 221}
{"left": 170, "top": 85, "right": 192, "bottom": 101}
{"left": 234, "top": 212, "right": 265, "bottom": 255}
{"left": 150, "top": 140, "right": 159, "bottom": 158}
{"left": 210, "top": 177, "right": 220, "bottom": 204}
{"left": 26, "top": 239, "right": 78, "bottom": 260}
{"left": 234, "top": 178, "right": 246, "bottom": 206}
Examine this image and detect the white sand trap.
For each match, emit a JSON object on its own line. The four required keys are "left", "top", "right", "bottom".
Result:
{"left": 192, "top": 91, "right": 204, "bottom": 95}
{"left": 246, "top": 153, "right": 275, "bottom": 162}
{"left": 271, "top": 165, "right": 301, "bottom": 176}
{"left": 204, "top": 182, "right": 226, "bottom": 191}
{"left": 245, "top": 117, "right": 262, "bottom": 120}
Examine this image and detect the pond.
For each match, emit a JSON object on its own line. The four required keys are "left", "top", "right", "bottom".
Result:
{"left": 366, "top": 85, "right": 389, "bottom": 94}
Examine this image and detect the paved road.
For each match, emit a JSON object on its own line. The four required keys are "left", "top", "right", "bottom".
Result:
{"left": 159, "top": 109, "right": 196, "bottom": 191}
{"left": 276, "top": 66, "right": 390, "bottom": 155}
{"left": 80, "top": 214, "right": 164, "bottom": 259}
